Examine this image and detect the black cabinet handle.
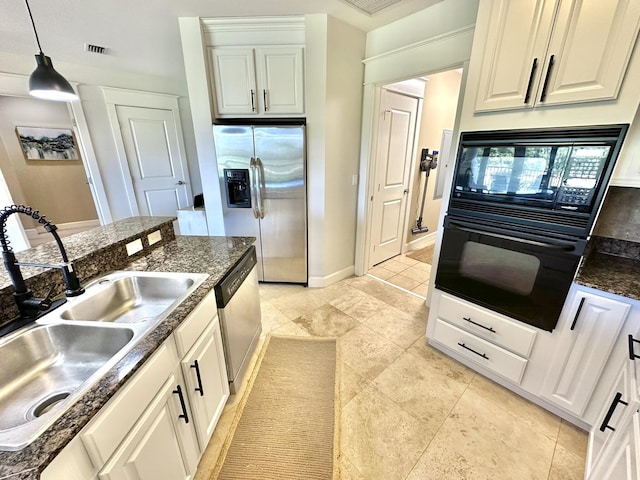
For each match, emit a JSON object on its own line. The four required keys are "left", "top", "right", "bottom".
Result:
{"left": 539, "top": 54, "right": 555, "bottom": 102}
{"left": 458, "top": 342, "right": 489, "bottom": 360}
{"left": 463, "top": 316, "right": 496, "bottom": 334}
{"left": 172, "top": 385, "right": 189, "bottom": 424}
{"left": 263, "top": 89, "right": 268, "bottom": 111}
{"left": 599, "top": 392, "right": 628, "bottom": 432}
{"left": 524, "top": 58, "right": 538, "bottom": 104}
{"left": 570, "top": 297, "right": 586, "bottom": 331}
{"left": 250, "top": 89, "right": 256, "bottom": 112}
{"left": 629, "top": 334, "right": 640, "bottom": 360}
{"left": 191, "top": 360, "right": 204, "bottom": 396}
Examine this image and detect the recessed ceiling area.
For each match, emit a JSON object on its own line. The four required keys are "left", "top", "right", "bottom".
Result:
{"left": 340, "top": 0, "right": 404, "bottom": 15}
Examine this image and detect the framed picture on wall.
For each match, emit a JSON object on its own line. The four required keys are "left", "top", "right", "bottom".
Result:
{"left": 15, "top": 126, "right": 80, "bottom": 161}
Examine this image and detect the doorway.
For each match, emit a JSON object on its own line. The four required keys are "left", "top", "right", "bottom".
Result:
{"left": 364, "top": 69, "right": 463, "bottom": 297}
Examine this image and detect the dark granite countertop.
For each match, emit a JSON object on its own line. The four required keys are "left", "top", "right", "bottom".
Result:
{"left": 576, "top": 251, "right": 640, "bottom": 301}
{"left": 0, "top": 226, "right": 255, "bottom": 479}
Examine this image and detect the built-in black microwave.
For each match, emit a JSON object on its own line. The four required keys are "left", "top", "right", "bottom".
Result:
{"left": 449, "top": 124, "right": 628, "bottom": 238}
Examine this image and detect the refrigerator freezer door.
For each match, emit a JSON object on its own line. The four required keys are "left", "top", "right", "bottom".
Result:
{"left": 213, "top": 125, "right": 264, "bottom": 280}
{"left": 254, "top": 126, "right": 307, "bottom": 283}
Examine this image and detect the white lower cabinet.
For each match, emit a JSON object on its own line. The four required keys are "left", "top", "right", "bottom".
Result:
{"left": 541, "top": 289, "right": 631, "bottom": 417}
{"left": 99, "top": 372, "right": 199, "bottom": 480}
{"left": 43, "top": 289, "right": 229, "bottom": 480}
{"left": 587, "top": 352, "right": 640, "bottom": 479}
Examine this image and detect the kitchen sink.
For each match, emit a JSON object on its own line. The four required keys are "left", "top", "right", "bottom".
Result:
{"left": 0, "top": 323, "right": 134, "bottom": 450}
{"left": 0, "top": 270, "right": 208, "bottom": 450}
{"left": 59, "top": 271, "right": 208, "bottom": 324}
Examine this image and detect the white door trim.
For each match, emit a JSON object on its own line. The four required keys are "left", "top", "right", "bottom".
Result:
{"left": 0, "top": 72, "right": 112, "bottom": 225}
{"left": 101, "top": 87, "right": 192, "bottom": 218}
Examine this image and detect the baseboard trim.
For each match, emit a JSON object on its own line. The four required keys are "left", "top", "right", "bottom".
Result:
{"left": 26, "top": 219, "right": 101, "bottom": 246}
{"left": 308, "top": 265, "right": 355, "bottom": 288}
{"left": 404, "top": 231, "right": 437, "bottom": 252}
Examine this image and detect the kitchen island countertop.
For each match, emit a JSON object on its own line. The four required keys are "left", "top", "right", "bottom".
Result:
{"left": 576, "top": 251, "right": 640, "bottom": 301}
{"left": 0, "top": 220, "right": 255, "bottom": 479}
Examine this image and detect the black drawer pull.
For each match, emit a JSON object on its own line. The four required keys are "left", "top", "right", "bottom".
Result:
{"left": 463, "top": 316, "right": 496, "bottom": 333}
{"left": 263, "top": 89, "right": 268, "bottom": 111}
{"left": 191, "top": 359, "right": 205, "bottom": 396}
{"left": 570, "top": 297, "right": 586, "bottom": 331}
{"left": 524, "top": 57, "right": 538, "bottom": 104}
{"left": 629, "top": 334, "right": 640, "bottom": 360}
{"left": 599, "top": 392, "right": 628, "bottom": 432}
{"left": 539, "top": 54, "right": 555, "bottom": 102}
{"left": 172, "top": 385, "right": 190, "bottom": 424}
{"left": 458, "top": 342, "right": 489, "bottom": 360}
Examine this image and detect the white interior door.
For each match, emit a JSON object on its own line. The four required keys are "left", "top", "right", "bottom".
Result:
{"left": 116, "top": 106, "right": 191, "bottom": 217}
{"left": 370, "top": 89, "right": 419, "bottom": 266}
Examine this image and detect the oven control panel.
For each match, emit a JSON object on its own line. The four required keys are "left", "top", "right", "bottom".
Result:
{"left": 557, "top": 187, "right": 594, "bottom": 207}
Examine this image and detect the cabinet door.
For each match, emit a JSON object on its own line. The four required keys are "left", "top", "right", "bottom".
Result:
{"left": 541, "top": 0, "right": 640, "bottom": 107}
{"left": 540, "top": 290, "right": 631, "bottom": 416}
{"left": 255, "top": 46, "right": 305, "bottom": 114}
{"left": 587, "top": 359, "right": 640, "bottom": 479}
{"left": 181, "top": 320, "right": 230, "bottom": 448}
{"left": 99, "top": 374, "right": 199, "bottom": 480}
{"left": 474, "top": 0, "right": 556, "bottom": 111}
{"left": 209, "top": 47, "right": 258, "bottom": 116}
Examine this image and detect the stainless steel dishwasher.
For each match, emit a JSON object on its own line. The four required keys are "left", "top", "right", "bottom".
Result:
{"left": 214, "top": 246, "right": 262, "bottom": 393}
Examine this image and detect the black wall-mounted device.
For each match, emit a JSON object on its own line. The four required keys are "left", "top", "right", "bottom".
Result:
{"left": 224, "top": 169, "right": 250, "bottom": 208}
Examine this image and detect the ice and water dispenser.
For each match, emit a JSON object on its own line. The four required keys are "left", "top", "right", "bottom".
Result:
{"left": 224, "top": 169, "right": 250, "bottom": 208}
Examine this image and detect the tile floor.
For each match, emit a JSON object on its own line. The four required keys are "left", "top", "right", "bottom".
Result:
{"left": 368, "top": 253, "right": 432, "bottom": 298}
{"left": 195, "top": 274, "right": 588, "bottom": 480}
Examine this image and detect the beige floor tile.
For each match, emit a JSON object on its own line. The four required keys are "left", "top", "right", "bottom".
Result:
{"left": 369, "top": 265, "right": 397, "bottom": 281}
{"left": 341, "top": 384, "right": 434, "bottom": 480}
{"left": 548, "top": 443, "right": 586, "bottom": 480}
{"left": 311, "top": 280, "right": 357, "bottom": 303}
{"left": 469, "top": 374, "right": 561, "bottom": 441}
{"left": 411, "top": 282, "right": 429, "bottom": 298}
{"left": 398, "top": 264, "right": 432, "bottom": 283}
{"left": 259, "top": 299, "right": 291, "bottom": 333}
{"left": 271, "top": 321, "right": 313, "bottom": 337}
{"left": 377, "top": 258, "right": 409, "bottom": 273}
{"left": 340, "top": 453, "right": 367, "bottom": 480}
{"left": 372, "top": 351, "right": 471, "bottom": 434}
{"left": 339, "top": 324, "right": 404, "bottom": 381}
{"left": 361, "top": 306, "right": 426, "bottom": 349}
{"left": 406, "top": 385, "right": 556, "bottom": 480}
{"left": 394, "top": 255, "right": 420, "bottom": 266}
{"left": 408, "top": 338, "right": 476, "bottom": 383}
{"left": 410, "top": 261, "right": 432, "bottom": 273}
{"left": 386, "top": 273, "right": 422, "bottom": 291}
{"left": 557, "top": 419, "right": 588, "bottom": 458}
{"left": 269, "top": 289, "right": 326, "bottom": 320}
{"left": 340, "top": 362, "right": 370, "bottom": 408}
{"left": 330, "top": 288, "right": 389, "bottom": 321}
{"left": 293, "top": 303, "right": 360, "bottom": 337}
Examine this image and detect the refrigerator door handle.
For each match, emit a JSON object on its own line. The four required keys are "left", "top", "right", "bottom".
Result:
{"left": 249, "top": 157, "right": 260, "bottom": 219}
{"left": 256, "top": 157, "right": 266, "bottom": 219}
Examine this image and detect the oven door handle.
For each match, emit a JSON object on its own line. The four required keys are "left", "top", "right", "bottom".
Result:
{"left": 447, "top": 221, "right": 577, "bottom": 252}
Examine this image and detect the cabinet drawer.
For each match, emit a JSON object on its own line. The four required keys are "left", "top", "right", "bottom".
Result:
{"left": 433, "top": 319, "right": 528, "bottom": 384}
{"left": 174, "top": 290, "right": 217, "bottom": 358}
{"left": 439, "top": 294, "right": 537, "bottom": 358}
{"left": 81, "top": 341, "right": 179, "bottom": 467}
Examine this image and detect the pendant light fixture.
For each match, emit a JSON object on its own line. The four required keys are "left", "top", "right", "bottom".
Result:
{"left": 24, "top": 0, "right": 78, "bottom": 102}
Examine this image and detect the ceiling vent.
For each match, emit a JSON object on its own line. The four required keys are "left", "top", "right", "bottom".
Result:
{"left": 84, "top": 43, "right": 107, "bottom": 55}
{"left": 340, "top": 0, "right": 404, "bottom": 15}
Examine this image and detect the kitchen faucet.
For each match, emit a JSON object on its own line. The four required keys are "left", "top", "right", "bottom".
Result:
{"left": 0, "top": 205, "right": 84, "bottom": 328}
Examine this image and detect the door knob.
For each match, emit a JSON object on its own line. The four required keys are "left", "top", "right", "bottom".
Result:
{"left": 176, "top": 180, "right": 185, "bottom": 185}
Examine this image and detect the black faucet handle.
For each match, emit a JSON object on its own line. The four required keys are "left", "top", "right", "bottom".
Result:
{"left": 40, "top": 283, "right": 57, "bottom": 310}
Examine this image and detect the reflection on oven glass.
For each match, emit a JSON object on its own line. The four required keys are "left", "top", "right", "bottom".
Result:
{"left": 459, "top": 242, "right": 541, "bottom": 296}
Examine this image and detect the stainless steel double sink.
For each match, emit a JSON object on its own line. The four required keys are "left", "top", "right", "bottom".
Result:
{"left": 0, "top": 270, "right": 208, "bottom": 451}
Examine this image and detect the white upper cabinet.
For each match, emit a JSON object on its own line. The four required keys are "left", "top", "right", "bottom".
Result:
{"left": 475, "top": 0, "right": 640, "bottom": 112}
{"left": 209, "top": 46, "right": 304, "bottom": 117}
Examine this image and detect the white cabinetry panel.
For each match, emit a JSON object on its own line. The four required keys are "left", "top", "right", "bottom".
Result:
{"left": 209, "top": 48, "right": 258, "bottom": 116}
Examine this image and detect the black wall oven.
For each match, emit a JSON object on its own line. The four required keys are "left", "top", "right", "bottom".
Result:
{"left": 436, "top": 124, "right": 628, "bottom": 332}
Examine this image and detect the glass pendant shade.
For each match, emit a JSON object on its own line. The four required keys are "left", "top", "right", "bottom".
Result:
{"left": 29, "top": 53, "right": 78, "bottom": 101}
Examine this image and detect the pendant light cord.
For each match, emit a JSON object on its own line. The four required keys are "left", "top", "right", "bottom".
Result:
{"left": 24, "top": 0, "right": 44, "bottom": 54}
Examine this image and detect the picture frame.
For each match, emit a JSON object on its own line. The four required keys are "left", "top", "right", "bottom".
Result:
{"left": 15, "top": 126, "right": 80, "bottom": 161}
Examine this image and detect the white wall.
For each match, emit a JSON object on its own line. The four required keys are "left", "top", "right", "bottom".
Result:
{"left": 0, "top": 51, "right": 202, "bottom": 222}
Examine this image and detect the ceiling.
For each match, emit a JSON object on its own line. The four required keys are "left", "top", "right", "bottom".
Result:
{"left": 0, "top": 0, "right": 444, "bottom": 82}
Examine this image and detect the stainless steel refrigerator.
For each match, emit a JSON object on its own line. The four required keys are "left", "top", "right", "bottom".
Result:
{"left": 213, "top": 123, "right": 307, "bottom": 284}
